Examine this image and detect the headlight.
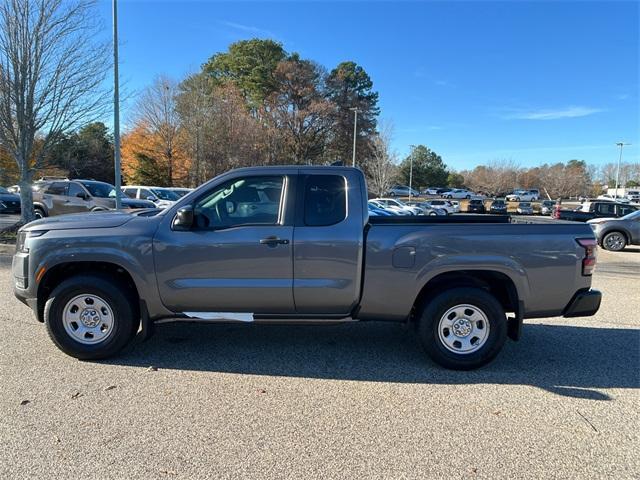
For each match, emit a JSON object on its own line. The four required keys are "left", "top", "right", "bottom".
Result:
{"left": 16, "top": 230, "right": 47, "bottom": 253}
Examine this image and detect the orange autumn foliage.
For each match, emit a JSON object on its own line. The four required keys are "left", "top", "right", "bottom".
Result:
{"left": 121, "top": 122, "right": 191, "bottom": 187}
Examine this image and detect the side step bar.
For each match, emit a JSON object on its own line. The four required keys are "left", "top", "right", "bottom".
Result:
{"left": 154, "top": 312, "right": 358, "bottom": 325}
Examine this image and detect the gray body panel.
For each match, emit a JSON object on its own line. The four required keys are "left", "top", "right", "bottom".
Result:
{"left": 14, "top": 166, "right": 597, "bottom": 324}
{"left": 591, "top": 216, "right": 640, "bottom": 245}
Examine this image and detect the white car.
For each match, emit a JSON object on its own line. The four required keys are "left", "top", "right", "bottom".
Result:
{"left": 442, "top": 189, "right": 474, "bottom": 199}
{"left": 597, "top": 194, "right": 630, "bottom": 204}
{"left": 168, "top": 187, "right": 193, "bottom": 198}
{"left": 506, "top": 190, "right": 539, "bottom": 202}
{"left": 421, "top": 199, "right": 458, "bottom": 214}
{"left": 371, "top": 198, "right": 417, "bottom": 215}
{"left": 122, "top": 186, "right": 180, "bottom": 209}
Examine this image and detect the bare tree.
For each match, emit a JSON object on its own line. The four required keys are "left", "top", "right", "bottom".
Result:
{"left": 135, "top": 75, "right": 181, "bottom": 186}
{"left": 0, "top": 0, "right": 109, "bottom": 222}
{"left": 366, "top": 123, "right": 398, "bottom": 197}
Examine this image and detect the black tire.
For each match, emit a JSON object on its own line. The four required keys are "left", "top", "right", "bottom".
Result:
{"left": 34, "top": 207, "right": 46, "bottom": 219}
{"left": 465, "top": 195, "right": 470, "bottom": 199}
{"left": 417, "top": 287, "right": 507, "bottom": 370}
{"left": 602, "top": 231, "right": 627, "bottom": 251}
{"left": 44, "top": 274, "right": 138, "bottom": 360}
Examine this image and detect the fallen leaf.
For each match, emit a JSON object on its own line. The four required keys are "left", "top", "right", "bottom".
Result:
{"left": 71, "top": 391, "right": 83, "bottom": 399}
{"left": 492, "top": 410, "right": 501, "bottom": 416}
{"left": 20, "top": 399, "right": 30, "bottom": 406}
{"left": 53, "top": 435, "right": 60, "bottom": 443}
{"left": 257, "top": 389, "right": 267, "bottom": 394}
{"left": 104, "top": 385, "right": 117, "bottom": 391}
{"left": 147, "top": 366, "right": 158, "bottom": 372}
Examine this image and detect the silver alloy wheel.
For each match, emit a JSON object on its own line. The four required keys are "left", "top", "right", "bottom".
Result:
{"left": 604, "top": 232, "right": 625, "bottom": 251}
{"left": 437, "top": 304, "right": 490, "bottom": 354}
{"left": 62, "top": 294, "right": 115, "bottom": 345}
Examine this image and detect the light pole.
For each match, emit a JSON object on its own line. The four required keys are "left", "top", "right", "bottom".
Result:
{"left": 614, "top": 142, "right": 631, "bottom": 200}
{"left": 113, "top": 0, "right": 122, "bottom": 209}
{"left": 350, "top": 107, "right": 359, "bottom": 167}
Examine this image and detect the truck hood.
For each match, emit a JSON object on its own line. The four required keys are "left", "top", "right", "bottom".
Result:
{"left": 22, "top": 211, "right": 136, "bottom": 232}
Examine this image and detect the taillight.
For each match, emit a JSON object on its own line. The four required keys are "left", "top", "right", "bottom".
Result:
{"left": 553, "top": 207, "right": 560, "bottom": 219}
{"left": 577, "top": 238, "right": 597, "bottom": 276}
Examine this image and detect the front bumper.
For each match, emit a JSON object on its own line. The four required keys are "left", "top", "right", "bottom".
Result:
{"left": 563, "top": 289, "right": 602, "bottom": 318}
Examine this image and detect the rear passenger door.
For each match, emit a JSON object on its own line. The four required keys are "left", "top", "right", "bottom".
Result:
{"left": 43, "top": 182, "right": 70, "bottom": 215}
{"left": 293, "top": 172, "right": 365, "bottom": 315}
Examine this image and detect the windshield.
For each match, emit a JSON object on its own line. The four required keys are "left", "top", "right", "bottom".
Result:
{"left": 151, "top": 188, "right": 179, "bottom": 201}
{"left": 81, "top": 181, "right": 116, "bottom": 198}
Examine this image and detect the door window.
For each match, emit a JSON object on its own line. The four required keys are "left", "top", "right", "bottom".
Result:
{"left": 68, "top": 183, "right": 85, "bottom": 198}
{"left": 303, "top": 175, "right": 346, "bottom": 226}
{"left": 123, "top": 188, "right": 137, "bottom": 199}
{"left": 140, "top": 189, "right": 154, "bottom": 200}
{"left": 596, "top": 203, "right": 615, "bottom": 215}
{"left": 45, "top": 182, "right": 68, "bottom": 195}
{"left": 618, "top": 205, "right": 637, "bottom": 216}
{"left": 193, "top": 176, "right": 284, "bottom": 230}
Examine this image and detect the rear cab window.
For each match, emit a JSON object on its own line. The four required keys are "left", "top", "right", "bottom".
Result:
{"left": 303, "top": 175, "right": 346, "bottom": 226}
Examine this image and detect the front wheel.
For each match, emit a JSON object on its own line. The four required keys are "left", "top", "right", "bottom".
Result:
{"left": 417, "top": 287, "right": 507, "bottom": 370}
{"left": 34, "top": 207, "right": 46, "bottom": 219}
{"left": 602, "top": 231, "right": 627, "bottom": 251}
{"left": 44, "top": 274, "right": 138, "bottom": 360}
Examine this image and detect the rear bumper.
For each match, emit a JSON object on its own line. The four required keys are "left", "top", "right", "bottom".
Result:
{"left": 563, "top": 289, "right": 602, "bottom": 318}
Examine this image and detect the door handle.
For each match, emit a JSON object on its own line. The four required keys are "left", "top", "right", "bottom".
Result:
{"left": 260, "top": 236, "right": 289, "bottom": 246}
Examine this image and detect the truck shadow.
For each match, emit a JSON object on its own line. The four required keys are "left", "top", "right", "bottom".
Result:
{"left": 109, "top": 322, "right": 639, "bottom": 401}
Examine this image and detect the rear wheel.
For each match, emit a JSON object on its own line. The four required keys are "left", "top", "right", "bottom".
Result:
{"left": 34, "top": 207, "right": 46, "bottom": 219}
{"left": 44, "top": 274, "right": 138, "bottom": 360}
{"left": 602, "top": 231, "right": 627, "bottom": 251}
{"left": 417, "top": 287, "right": 507, "bottom": 370}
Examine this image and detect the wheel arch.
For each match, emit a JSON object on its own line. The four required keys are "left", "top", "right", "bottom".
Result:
{"left": 35, "top": 261, "right": 140, "bottom": 323}
{"left": 412, "top": 270, "right": 521, "bottom": 324}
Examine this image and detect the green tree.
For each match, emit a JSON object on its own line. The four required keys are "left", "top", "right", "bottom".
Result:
{"left": 398, "top": 145, "right": 449, "bottom": 188}
{"left": 325, "top": 61, "right": 379, "bottom": 164}
{"left": 47, "top": 122, "right": 114, "bottom": 182}
{"left": 447, "top": 172, "right": 465, "bottom": 188}
{"left": 129, "top": 152, "right": 170, "bottom": 186}
{"left": 203, "top": 39, "right": 287, "bottom": 108}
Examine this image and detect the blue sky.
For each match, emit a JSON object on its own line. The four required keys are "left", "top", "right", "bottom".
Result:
{"left": 98, "top": 0, "right": 640, "bottom": 170}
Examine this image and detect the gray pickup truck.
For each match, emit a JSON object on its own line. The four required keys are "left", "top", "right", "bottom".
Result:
{"left": 13, "top": 166, "right": 602, "bottom": 369}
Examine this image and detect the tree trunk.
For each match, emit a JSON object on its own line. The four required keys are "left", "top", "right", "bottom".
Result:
{"left": 18, "top": 165, "right": 35, "bottom": 224}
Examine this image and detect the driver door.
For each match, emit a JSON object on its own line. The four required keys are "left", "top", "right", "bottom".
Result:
{"left": 153, "top": 173, "right": 295, "bottom": 314}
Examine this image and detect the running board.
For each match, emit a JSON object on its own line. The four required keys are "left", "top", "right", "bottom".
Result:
{"left": 154, "top": 312, "right": 357, "bottom": 325}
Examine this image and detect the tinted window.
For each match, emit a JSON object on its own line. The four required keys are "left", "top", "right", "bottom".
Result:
{"left": 596, "top": 203, "right": 615, "bottom": 215}
{"left": 194, "top": 176, "right": 284, "bottom": 230}
{"left": 304, "top": 175, "right": 346, "bottom": 226}
{"left": 68, "top": 183, "right": 85, "bottom": 197}
{"left": 123, "top": 188, "right": 137, "bottom": 199}
{"left": 81, "top": 182, "right": 115, "bottom": 198}
{"left": 140, "top": 189, "right": 154, "bottom": 199}
{"left": 618, "top": 205, "right": 637, "bottom": 216}
{"left": 45, "top": 182, "right": 68, "bottom": 195}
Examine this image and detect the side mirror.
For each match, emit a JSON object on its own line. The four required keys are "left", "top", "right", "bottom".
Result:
{"left": 77, "top": 192, "right": 88, "bottom": 200}
{"left": 172, "top": 206, "right": 194, "bottom": 231}
{"left": 147, "top": 196, "right": 157, "bottom": 202}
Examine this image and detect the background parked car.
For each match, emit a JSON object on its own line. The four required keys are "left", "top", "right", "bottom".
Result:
{"left": 0, "top": 186, "right": 21, "bottom": 214}
{"left": 442, "top": 188, "right": 474, "bottom": 199}
{"left": 421, "top": 199, "right": 457, "bottom": 214}
{"left": 367, "top": 202, "right": 394, "bottom": 216}
{"left": 168, "top": 187, "right": 193, "bottom": 198}
{"left": 122, "top": 185, "right": 180, "bottom": 209}
{"left": 489, "top": 199, "right": 507, "bottom": 214}
{"left": 506, "top": 190, "right": 539, "bottom": 202}
{"left": 540, "top": 200, "right": 556, "bottom": 215}
{"left": 516, "top": 202, "right": 534, "bottom": 215}
{"left": 597, "top": 194, "right": 630, "bottom": 204}
{"left": 371, "top": 198, "right": 416, "bottom": 215}
{"left": 32, "top": 180, "right": 155, "bottom": 218}
{"left": 555, "top": 201, "right": 637, "bottom": 222}
{"left": 405, "top": 201, "right": 447, "bottom": 216}
{"left": 387, "top": 185, "right": 420, "bottom": 197}
{"left": 368, "top": 200, "right": 399, "bottom": 215}
{"left": 467, "top": 199, "right": 486, "bottom": 214}
{"left": 588, "top": 210, "right": 640, "bottom": 251}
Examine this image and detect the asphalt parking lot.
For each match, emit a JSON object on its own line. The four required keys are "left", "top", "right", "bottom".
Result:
{"left": 0, "top": 248, "right": 638, "bottom": 479}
